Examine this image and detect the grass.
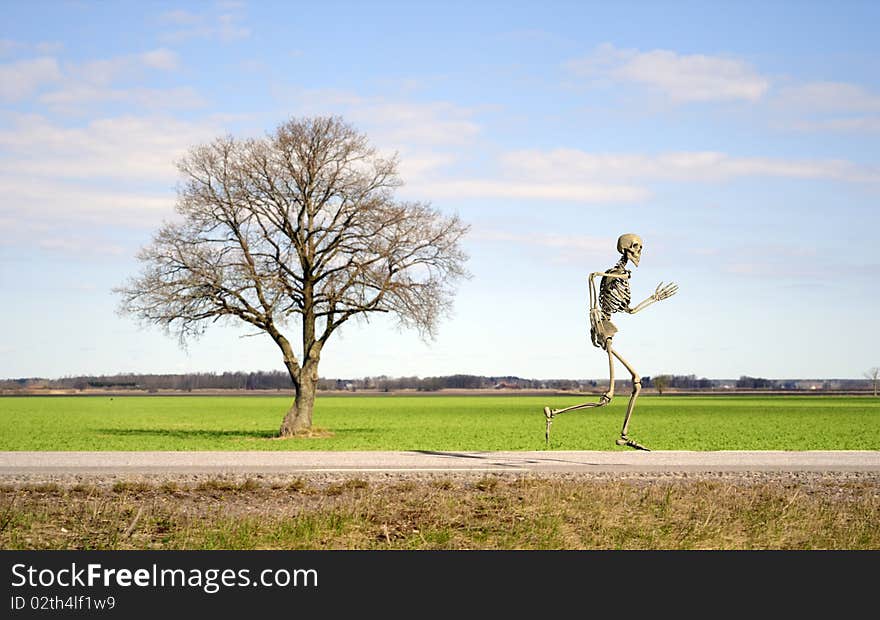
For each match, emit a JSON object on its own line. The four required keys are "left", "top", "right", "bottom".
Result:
{"left": 0, "top": 394, "right": 878, "bottom": 451}
{"left": 1, "top": 475, "right": 877, "bottom": 549}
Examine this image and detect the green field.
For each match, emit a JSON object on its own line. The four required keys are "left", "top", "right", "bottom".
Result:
{"left": 0, "top": 394, "right": 878, "bottom": 451}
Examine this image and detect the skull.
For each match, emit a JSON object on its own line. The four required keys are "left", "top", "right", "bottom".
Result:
{"left": 616, "top": 233, "right": 643, "bottom": 267}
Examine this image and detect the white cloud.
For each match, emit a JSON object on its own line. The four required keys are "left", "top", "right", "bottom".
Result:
{"left": 569, "top": 43, "right": 769, "bottom": 103}
{"left": 283, "top": 85, "right": 880, "bottom": 206}
{"left": 499, "top": 149, "right": 879, "bottom": 184}
{"left": 288, "top": 91, "right": 484, "bottom": 186}
{"left": 34, "top": 41, "right": 64, "bottom": 55}
{"left": 0, "top": 176, "right": 173, "bottom": 225}
{"left": 294, "top": 94, "right": 649, "bottom": 203}
{"left": 215, "top": 13, "right": 251, "bottom": 40}
{"left": 23, "top": 49, "right": 192, "bottom": 111}
{"left": 0, "top": 182, "right": 169, "bottom": 274}
{"left": 37, "top": 236, "right": 126, "bottom": 258}
{"left": 0, "top": 48, "right": 185, "bottom": 108}
{"left": 788, "top": 117, "right": 880, "bottom": 132}
{"left": 160, "top": 7, "right": 251, "bottom": 42}
{"left": 772, "top": 81, "right": 880, "bottom": 133}
{"left": 161, "top": 10, "right": 202, "bottom": 25}
{"left": 0, "top": 39, "right": 17, "bottom": 55}
{"left": 569, "top": 44, "right": 880, "bottom": 134}
{"left": 0, "top": 57, "right": 62, "bottom": 101}
{"left": 397, "top": 153, "right": 458, "bottom": 181}
{"left": 290, "top": 89, "right": 876, "bottom": 203}
{"left": 282, "top": 89, "right": 650, "bottom": 204}
{"left": 71, "top": 48, "right": 179, "bottom": 85}
{"left": 470, "top": 229, "right": 615, "bottom": 264}
{"left": 348, "top": 102, "right": 481, "bottom": 146}
{"left": 0, "top": 114, "right": 225, "bottom": 231}
{"left": 723, "top": 259, "right": 834, "bottom": 282}
{"left": 776, "top": 81, "right": 880, "bottom": 113}
{"left": 39, "top": 85, "right": 204, "bottom": 109}
{"left": 77, "top": 57, "right": 129, "bottom": 85}
{"left": 0, "top": 114, "right": 222, "bottom": 183}
{"left": 408, "top": 179, "right": 649, "bottom": 203}
{"left": 0, "top": 39, "right": 63, "bottom": 57}
{"left": 139, "top": 48, "right": 179, "bottom": 71}
{"left": 291, "top": 91, "right": 481, "bottom": 147}
{"left": 475, "top": 229, "right": 612, "bottom": 252}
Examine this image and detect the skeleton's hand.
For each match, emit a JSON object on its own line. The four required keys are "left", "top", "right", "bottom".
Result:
{"left": 653, "top": 281, "right": 678, "bottom": 301}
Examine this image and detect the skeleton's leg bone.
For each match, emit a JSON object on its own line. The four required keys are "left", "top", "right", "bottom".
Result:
{"left": 544, "top": 407, "right": 552, "bottom": 445}
{"left": 547, "top": 395, "right": 610, "bottom": 417}
{"left": 546, "top": 340, "right": 615, "bottom": 417}
{"left": 543, "top": 339, "right": 615, "bottom": 446}
{"left": 608, "top": 345, "right": 649, "bottom": 450}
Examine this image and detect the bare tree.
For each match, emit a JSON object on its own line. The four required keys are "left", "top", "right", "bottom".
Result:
{"left": 117, "top": 116, "right": 469, "bottom": 436}
{"left": 866, "top": 367, "right": 880, "bottom": 397}
{"left": 652, "top": 374, "right": 670, "bottom": 395}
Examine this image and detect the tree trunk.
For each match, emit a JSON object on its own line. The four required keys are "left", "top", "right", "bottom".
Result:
{"left": 278, "top": 379, "right": 315, "bottom": 436}
{"left": 273, "top": 291, "right": 323, "bottom": 436}
{"left": 278, "top": 358, "right": 319, "bottom": 436}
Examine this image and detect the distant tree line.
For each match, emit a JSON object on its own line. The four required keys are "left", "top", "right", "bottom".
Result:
{"left": 649, "top": 374, "right": 715, "bottom": 390}
{"left": 0, "top": 372, "right": 294, "bottom": 392}
{"left": 320, "top": 375, "right": 599, "bottom": 392}
{"left": 0, "top": 372, "right": 874, "bottom": 392}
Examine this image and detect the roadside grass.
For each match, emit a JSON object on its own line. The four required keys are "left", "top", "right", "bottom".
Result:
{"left": 0, "top": 395, "right": 878, "bottom": 451}
{"left": 1, "top": 476, "right": 877, "bottom": 550}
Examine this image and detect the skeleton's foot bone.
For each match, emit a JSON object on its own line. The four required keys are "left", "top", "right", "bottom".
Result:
{"left": 615, "top": 436, "right": 650, "bottom": 451}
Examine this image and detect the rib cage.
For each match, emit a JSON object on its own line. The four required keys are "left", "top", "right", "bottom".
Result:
{"left": 599, "top": 259, "right": 631, "bottom": 319}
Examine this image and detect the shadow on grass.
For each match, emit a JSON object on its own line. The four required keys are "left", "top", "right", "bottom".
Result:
{"left": 96, "top": 426, "right": 384, "bottom": 443}
{"left": 97, "top": 428, "right": 277, "bottom": 441}
{"left": 323, "top": 427, "right": 381, "bottom": 434}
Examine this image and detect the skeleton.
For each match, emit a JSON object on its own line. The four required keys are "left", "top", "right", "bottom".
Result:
{"left": 543, "top": 233, "right": 678, "bottom": 450}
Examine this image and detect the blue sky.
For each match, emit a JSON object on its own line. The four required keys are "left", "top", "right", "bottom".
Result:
{"left": 1, "top": 1, "right": 878, "bottom": 381}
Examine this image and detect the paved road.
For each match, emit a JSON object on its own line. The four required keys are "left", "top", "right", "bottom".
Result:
{"left": 1, "top": 450, "right": 878, "bottom": 475}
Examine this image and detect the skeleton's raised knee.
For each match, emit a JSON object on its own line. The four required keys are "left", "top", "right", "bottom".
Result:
{"left": 631, "top": 375, "right": 642, "bottom": 393}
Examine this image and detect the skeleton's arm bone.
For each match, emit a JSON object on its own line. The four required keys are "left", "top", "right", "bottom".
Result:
{"left": 589, "top": 271, "right": 630, "bottom": 280}
{"left": 627, "top": 281, "right": 679, "bottom": 314}
{"left": 627, "top": 296, "right": 657, "bottom": 314}
{"left": 589, "top": 271, "right": 630, "bottom": 312}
